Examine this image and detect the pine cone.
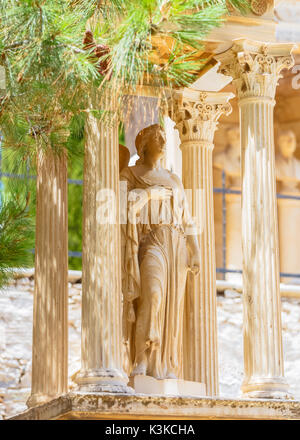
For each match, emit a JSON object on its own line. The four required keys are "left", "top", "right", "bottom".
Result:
{"left": 83, "top": 30, "right": 111, "bottom": 78}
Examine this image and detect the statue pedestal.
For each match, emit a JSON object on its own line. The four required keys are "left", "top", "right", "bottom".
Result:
{"left": 278, "top": 196, "right": 300, "bottom": 284}
{"left": 129, "top": 375, "right": 206, "bottom": 397}
{"left": 225, "top": 192, "right": 242, "bottom": 282}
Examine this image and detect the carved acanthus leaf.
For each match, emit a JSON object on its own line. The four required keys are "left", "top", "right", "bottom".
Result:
{"left": 217, "top": 43, "right": 295, "bottom": 100}
{"left": 170, "top": 96, "right": 232, "bottom": 144}
{"left": 170, "top": 99, "right": 232, "bottom": 124}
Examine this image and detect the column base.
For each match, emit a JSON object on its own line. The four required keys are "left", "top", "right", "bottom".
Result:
{"left": 27, "top": 392, "right": 59, "bottom": 408}
{"left": 241, "top": 377, "right": 293, "bottom": 400}
{"left": 75, "top": 368, "right": 134, "bottom": 394}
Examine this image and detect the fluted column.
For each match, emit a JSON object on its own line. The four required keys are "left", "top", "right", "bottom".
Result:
{"left": 27, "top": 149, "right": 68, "bottom": 407}
{"left": 75, "top": 91, "right": 132, "bottom": 393}
{"left": 171, "top": 90, "right": 233, "bottom": 396}
{"left": 217, "top": 39, "right": 295, "bottom": 398}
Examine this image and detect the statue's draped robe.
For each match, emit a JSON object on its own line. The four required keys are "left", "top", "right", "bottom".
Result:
{"left": 120, "top": 166, "right": 195, "bottom": 379}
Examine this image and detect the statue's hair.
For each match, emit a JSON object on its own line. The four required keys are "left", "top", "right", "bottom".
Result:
{"left": 135, "top": 123, "right": 164, "bottom": 161}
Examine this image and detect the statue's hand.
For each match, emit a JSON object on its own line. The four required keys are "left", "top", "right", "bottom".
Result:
{"left": 189, "top": 251, "right": 200, "bottom": 276}
{"left": 148, "top": 186, "right": 172, "bottom": 201}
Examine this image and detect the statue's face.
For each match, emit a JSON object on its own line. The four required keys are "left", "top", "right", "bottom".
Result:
{"left": 279, "top": 131, "right": 296, "bottom": 158}
{"left": 227, "top": 127, "right": 240, "bottom": 148}
{"left": 145, "top": 128, "right": 166, "bottom": 160}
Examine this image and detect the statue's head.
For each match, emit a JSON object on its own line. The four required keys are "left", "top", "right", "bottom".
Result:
{"left": 278, "top": 130, "right": 297, "bottom": 159}
{"left": 135, "top": 124, "right": 166, "bottom": 163}
{"left": 226, "top": 126, "right": 240, "bottom": 150}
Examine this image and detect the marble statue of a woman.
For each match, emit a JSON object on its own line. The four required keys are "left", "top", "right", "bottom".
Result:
{"left": 120, "top": 124, "right": 200, "bottom": 380}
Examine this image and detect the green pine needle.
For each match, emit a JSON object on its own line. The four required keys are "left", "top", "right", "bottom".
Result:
{"left": 0, "top": 184, "right": 35, "bottom": 289}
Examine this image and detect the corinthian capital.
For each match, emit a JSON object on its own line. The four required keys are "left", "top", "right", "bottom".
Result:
{"left": 170, "top": 89, "right": 234, "bottom": 144}
{"left": 215, "top": 39, "right": 295, "bottom": 100}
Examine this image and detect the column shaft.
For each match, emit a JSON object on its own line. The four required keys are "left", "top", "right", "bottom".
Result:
{"left": 27, "top": 149, "right": 68, "bottom": 407}
{"left": 181, "top": 139, "right": 218, "bottom": 396}
{"left": 216, "top": 39, "right": 295, "bottom": 398}
{"left": 76, "top": 92, "right": 131, "bottom": 393}
{"left": 172, "top": 90, "right": 233, "bottom": 396}
{"left": 240, "top": 98, "right": 287, "bottom": 397}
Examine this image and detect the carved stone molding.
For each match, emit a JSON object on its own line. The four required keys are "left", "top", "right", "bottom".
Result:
{"left": 216, "top": 39, "right": 295, "bottom": 100}
{"left": 170, "top": 90, "right": 234, "bottom": 144}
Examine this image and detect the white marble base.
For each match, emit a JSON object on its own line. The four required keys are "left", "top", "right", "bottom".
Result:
{"left": 130, "top": 375, "right": 206, "bottom": 397}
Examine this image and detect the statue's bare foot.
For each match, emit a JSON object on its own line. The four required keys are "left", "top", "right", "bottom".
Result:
{"left": 131, "top": 362, "right": 147, "bottom": 376}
